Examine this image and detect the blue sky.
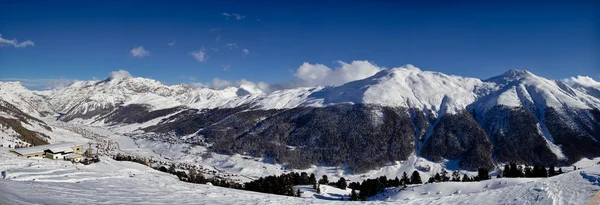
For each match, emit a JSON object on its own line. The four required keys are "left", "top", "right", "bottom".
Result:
{"left": 0, "top": 0, "right": 598, "bottom": 90}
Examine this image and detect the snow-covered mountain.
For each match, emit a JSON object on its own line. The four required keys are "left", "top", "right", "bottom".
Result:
{"left": 1, "top": 66, "right": 599, "bottom": 173}
{"left": 0, "top": 82, "right": 55, "bottom": 118}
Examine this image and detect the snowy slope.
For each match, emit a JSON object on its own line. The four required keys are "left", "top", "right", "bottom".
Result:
{"left": 0, "top": 147, "right": 599, "bottom": 204}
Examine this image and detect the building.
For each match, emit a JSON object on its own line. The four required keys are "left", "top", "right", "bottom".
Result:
{"left": 9, "top": 142, "right": 84, "bottom": 159}
{"left": 64, "top": 154, "right": 84, "bottom": 163}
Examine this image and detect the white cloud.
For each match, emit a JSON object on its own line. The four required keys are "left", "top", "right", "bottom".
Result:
{"left": 109, "top": 70, "right": 132, "bottom": 80}
{"left": 194, "top": 78, "right": 270, "bottom": 94}
{"left": 168, "top": 41, "right": 176, "bottom": 46}
{"left": 222, "top": 12, "right": 245, "bottom": 20}
{"left": 232, "top": 13, "right": 246, "bottom": 20}
{"left": 180, "top": 76, "right": 197, "bottom": 82}
{"left": 187, "top": 60, "right": 383, "bottom": 93}
{"left": 130, "top": 46, "right": 150, "bottom": 58}
{"left": 563, "top": 75, "right": 600, "bottom": 89}
{"left": 225, "top": 43, "right": 237, "bottom": 49}
{"left": 222, "top": 12, "right": 231, "bottom": 19}
{"left": 191, "top": 49, "right": 207, "bottom": 62}
{"left": 293, "top": 60, "right": 382, "bottom": 87}
{"left": 0, "top": 34, "right": 35, "bottom": 48}
{"left": 209, "top": 78, "right": 233, "bottom": 89}
{"left": 242, "top": 49, "right": 250, "bottom": 57}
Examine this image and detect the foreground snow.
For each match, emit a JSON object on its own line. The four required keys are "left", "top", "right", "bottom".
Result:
{"left": 0, "top": 148, "right": 599, "bottom": 205}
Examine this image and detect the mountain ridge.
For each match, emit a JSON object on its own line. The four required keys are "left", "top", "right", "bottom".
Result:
{"left": 1, "top": 67, "right": 599, "bottom": 173}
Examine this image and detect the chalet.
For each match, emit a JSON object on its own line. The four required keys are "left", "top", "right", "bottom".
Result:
{"left": 9, "top": 142, "right": 84, "bottom": 160}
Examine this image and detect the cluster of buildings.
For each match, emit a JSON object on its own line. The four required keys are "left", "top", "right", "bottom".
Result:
{"left": 8, "top": 142, "right": 86, "bottom": 163}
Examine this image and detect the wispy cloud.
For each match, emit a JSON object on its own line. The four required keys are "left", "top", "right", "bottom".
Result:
{"left": 232, "top": 13, "right": 246, "bottom": 20}
{"left": 222, "top": 12, "right": 231, "bottom": 19}
{"left": 209, "top": 27, "right": 220, "bottom": 32}
{"left": 222, "top": 65, "right": 231, "bottom": 71}
{"left": 190, "top": 49, "right": 207, "bottom": 62}
{"left": 242, "top": 49, "right": 250, "bottom": 57}
{"left": 130, "top": 46, "right": 150, "bottom": 58}
{"left": 168, "top": 41, "right": 176, "bottom": 46}
{"left": 222, "top": 12, "right": 245, "bottom": 20}
{"left": 180, "top": 76, "right": 197, "bottom": 82}
{"left": 0, "top": 34, "right": 35, "bottom": 48}
{"left": 216, "top": 35, "right": 221, "bottom": 43}
{"left": 225, "top": 43, "right": 237, "bottom": 49}
{"left": 0, "top": 77, "right": 76, "bottom": 90}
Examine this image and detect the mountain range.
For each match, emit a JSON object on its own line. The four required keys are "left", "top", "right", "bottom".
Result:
{"left": 1, "top": 66, "right": 599, "bottom": 173}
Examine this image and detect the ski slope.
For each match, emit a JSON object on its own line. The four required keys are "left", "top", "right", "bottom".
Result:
{"left": 1, "top": 147, "right": 599, "bottom": 205}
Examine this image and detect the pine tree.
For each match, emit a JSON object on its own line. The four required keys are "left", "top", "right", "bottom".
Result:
{"left": 296, "top": 189, "right": 301, "bottom": 197}
{"left": 400, "top": 172, "right": 410, "bottom": 185}
{"left": 461, "top": 174, "right": 470, "bottom": 182}
{"left": 441, "top": 169, "right": 450, "bottom": 182}
{"left": 309, "top": 173, "right": 316, "bottom": 185}
{"left": 548, "top": 165, "right": 556, "bottom": 177}
{"left": 477, "top": 168, "right": 489, "bottom": 180}
{"left": 300, "top": 172, "right": 309, "bottom": 184}
{"left": 503, "top": 164, "right": 511, "bottom": 177}
{"left": 350, "top": 189, "right": 358, "bottom": 201}
{"left": 410, "top": 171, "right": 422, "bottom": 184}
{"left": 557, "top": 168, "right": 563, "bottom": 174}
{"left": 319, "top": 175, "right": 329, "bottom": 184}
{"left": 336, "top": 177, "right": 347, "bottom": 189}
{"left": 428, "top": 176, "right": 435, "bottom": 184}
{"left": 316, "top": 183, "right": 321, "bottom": 194}
{"left": 392, "top": 176, "right": 400, "bottom": 187}
{"left": 433, "top": 173, "right": 441, "bottom": 183}
{"left": 451, "top": 170, "right": 461, "bottom": 181}
{"left": 524, "top": 166, "right": 533, "bottom": 178}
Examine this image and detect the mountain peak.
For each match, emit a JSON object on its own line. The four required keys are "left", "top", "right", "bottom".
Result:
{"left": 502, "top": 69, "right": 533, "bottom": 77}
{"left": 484, "top": 69, "right": 535, "bottom": 85}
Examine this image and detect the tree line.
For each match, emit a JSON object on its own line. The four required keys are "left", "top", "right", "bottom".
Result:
{"left": 502, "top": 162, "right": 563, "bottom": 178}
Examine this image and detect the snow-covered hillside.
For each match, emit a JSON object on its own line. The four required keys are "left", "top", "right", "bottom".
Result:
{"left": 0, "top": 147, "right": 599, "bottom": 204}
